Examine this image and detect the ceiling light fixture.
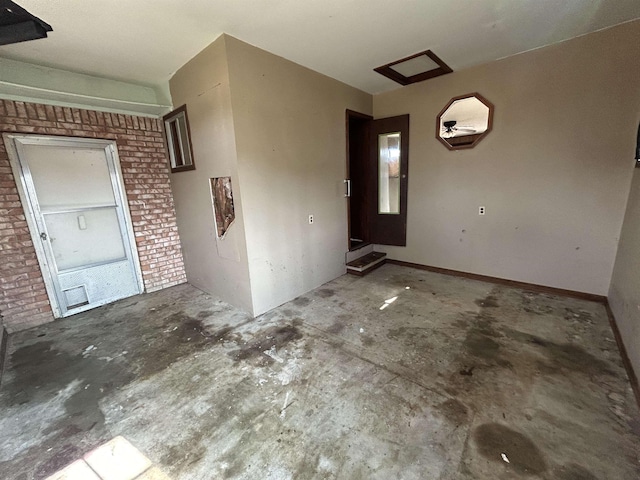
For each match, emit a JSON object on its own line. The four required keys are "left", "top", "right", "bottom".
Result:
{"left": 0, "top": 0, "right": 52, "bottom": 46}
{"left": 374, "top": 49, "right": 452, "bottom": 86}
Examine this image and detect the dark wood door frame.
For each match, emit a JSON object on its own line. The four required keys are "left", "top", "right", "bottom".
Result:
{"left": 346, "top": 109, "right": 373, "bottom": 251}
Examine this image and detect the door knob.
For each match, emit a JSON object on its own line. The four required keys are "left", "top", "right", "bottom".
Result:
{"left": 40, "top": 232, "right": 47, "bottom": 241}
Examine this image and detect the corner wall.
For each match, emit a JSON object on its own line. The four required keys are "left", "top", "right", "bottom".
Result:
{"left": 168, "top": 36, "right": 254, "bottom": 314}
{"left": 609, "top": 167, "right": 640, "bottom": 380}
{"left": 224, "top": 36, "right": 372, "bottom": 315}
{"left": 0, "top": 100, "right": 187, "bottom": 331}
{"left": 372, "top": 20, "right": 640, "bottom": 296}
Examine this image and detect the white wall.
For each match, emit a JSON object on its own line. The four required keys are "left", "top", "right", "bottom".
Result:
{"left": 224, "top": 36, "right": 372, "bottom": 315}
{"left": 373, "top": 20, "right": 640, "bottom": 296}
{"left": 168, "top": 36, "right": 254, "bottom": 314}
{"left": 610, "top": 168, "right": 640, "bottom": 379}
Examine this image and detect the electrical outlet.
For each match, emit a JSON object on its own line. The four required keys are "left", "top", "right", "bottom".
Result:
{"left": 479, "top": 206, "right": 486, "bottom": 215}
{"left": 308, "top": 214, "right": 314, "bottom": 224}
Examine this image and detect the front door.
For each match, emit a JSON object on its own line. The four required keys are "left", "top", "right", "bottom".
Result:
{"left": 5, "top": 135, "right": 143, "bottom": 318}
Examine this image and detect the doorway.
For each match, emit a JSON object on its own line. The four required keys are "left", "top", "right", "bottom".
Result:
{"left": 346, "top": 110, "right": 372, "bottom": 250}
{"left": 346, "top": 111, "right": 410, "bottom": 250}
{"left": 4, "top": 135, "right": 143, "bottom": 318}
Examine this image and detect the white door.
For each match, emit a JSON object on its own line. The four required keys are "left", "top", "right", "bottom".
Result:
{"left": 4, "top": 135, "right": 143, "bottom": 318}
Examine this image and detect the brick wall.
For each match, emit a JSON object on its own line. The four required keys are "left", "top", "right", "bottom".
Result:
{"left": 0, "top": 100, "right": 187, "bottom": 332}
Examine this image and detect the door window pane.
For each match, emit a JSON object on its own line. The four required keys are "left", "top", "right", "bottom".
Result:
{"left": 44, "top": 207, "right": 126, "bottom": 271}
{"left": 24, "top": 145, "right": 116, "bottom": 210}
{"left": 378, "top": 132, "right": 401, "bottom": 214}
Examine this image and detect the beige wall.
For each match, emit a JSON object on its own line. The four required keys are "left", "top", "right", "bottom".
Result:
{"left": 168, "top": 22, "right": 639, "bottom": 321}
{"left": 373, "top": 20, "right": 640, "bottom": 296}
{"left": 224, "top": 36, "right": 372, "bottom": 315}
{"left": 610, "top": 168, "right": 640, "bottom": 378}
{"left": 168, "top": 36, "right": 254, "bottom": 313}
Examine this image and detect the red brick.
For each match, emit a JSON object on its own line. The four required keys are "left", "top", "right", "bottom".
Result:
{"left": 24, "top": 103, "right": 36, "bottom": 119}
{"left": 0, "top": 100, "right": 186, "bottom": 331}
{"left": 35, "top": 104, "right": 48, "bottom": 120}
{"left": 4, "top": 101, "right": 16, "bottom": 117}
{"left": 71, "top": 109, "right": 82, "bottom": 123}
{"left": 44, "top": 105, "right": 56, "bottom": 121}
{"left": 54, "top": 106, "right": 65, "bottom": 122}
{"left": 63, "top": 107, "right": 74, "bottom": 123}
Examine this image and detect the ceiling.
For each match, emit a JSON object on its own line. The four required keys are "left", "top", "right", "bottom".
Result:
{"left": 1, "top": 0, "right": 639, "bottom": 95}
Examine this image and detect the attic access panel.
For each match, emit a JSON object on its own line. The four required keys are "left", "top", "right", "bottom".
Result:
{"left": 0, "top": 0, "right": 52, "bottom": 46}
{"left": 374, "top": 50, "right": 452, "bottom": 86}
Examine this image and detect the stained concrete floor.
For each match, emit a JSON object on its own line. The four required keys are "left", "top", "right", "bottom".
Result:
{"left": 1, "top": 264, "right": 639, "bottom": 480}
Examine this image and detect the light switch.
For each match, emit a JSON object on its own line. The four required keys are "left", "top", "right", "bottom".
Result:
{"left": 78, "top": 214, "right": 87, "bottom": 230}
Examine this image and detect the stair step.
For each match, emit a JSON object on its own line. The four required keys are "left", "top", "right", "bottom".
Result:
{"left": 346, "top": 251, "right": 386, "bottom": 276}
{"left": 345, "top": 243, "right": 373, "bottom": 263}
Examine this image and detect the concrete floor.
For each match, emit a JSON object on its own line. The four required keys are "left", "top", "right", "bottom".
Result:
{"left": 1, "top": 264, "right": 639, "bottom": 480}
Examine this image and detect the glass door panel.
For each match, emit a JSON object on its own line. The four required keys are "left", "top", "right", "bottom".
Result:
{"left": 378, "top": 132, "right": 401, "bottom": 214}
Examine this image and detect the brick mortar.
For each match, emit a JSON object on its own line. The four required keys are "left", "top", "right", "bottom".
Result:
{"left": 0, "top": 100, "right": 187, "bottom": 331}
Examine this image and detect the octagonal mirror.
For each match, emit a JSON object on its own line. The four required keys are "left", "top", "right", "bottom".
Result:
{"left": 437, "top": 93, "right": 494, "bottom": 150}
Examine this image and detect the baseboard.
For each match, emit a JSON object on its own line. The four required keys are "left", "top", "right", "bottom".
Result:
{"left": 385, "top": 259, "right": 607, "bottom": 303}
{"left": 0, "top": 324, "right": 8, "bottom": 387}
{"left": 604, "top": 302, "right": 640, "bottom": 411}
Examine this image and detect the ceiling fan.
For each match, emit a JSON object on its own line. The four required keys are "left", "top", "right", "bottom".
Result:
{"left": 441, "top": 120, "right": 477, "bottom": 138}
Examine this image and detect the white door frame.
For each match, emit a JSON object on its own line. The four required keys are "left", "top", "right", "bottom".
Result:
{"left": 3, "top": 134, "right": 144, "bottom": 318}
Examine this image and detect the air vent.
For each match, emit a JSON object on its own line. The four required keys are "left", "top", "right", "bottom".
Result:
{"left": 63, "top": 285, "right": 89, "bottom": 310}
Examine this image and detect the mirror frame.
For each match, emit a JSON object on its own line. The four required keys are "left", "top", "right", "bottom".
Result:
{"left": 436, "top": 92, "right": 494, "bottom": 151}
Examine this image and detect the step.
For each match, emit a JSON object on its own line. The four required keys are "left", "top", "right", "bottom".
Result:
{"left": 346, "top": 251, "right": 387, "bottom": 276}
{"left": 345, "top": 243, "right": 373, "bottom": 264}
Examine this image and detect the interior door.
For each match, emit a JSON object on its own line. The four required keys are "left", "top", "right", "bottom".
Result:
{"left": 370, "top": 114, "right": 409, "bottom": 246}
{"left": 5, "top": 135, "right": 143, "bottom": 317}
